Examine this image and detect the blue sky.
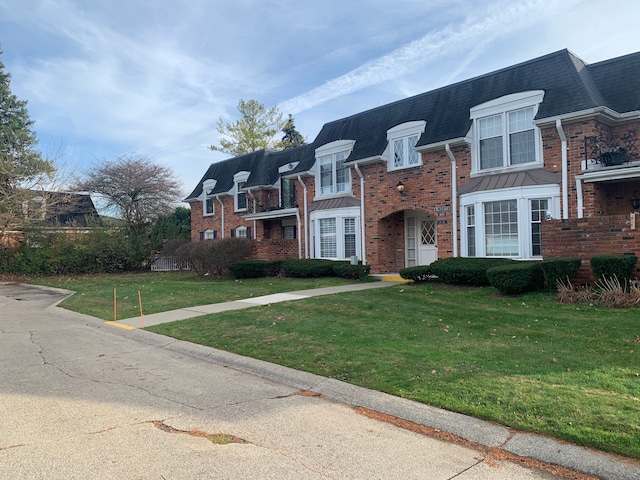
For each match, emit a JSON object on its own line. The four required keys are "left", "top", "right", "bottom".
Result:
{"left": 1, "top": 0, "right": 640, "bottom": 200}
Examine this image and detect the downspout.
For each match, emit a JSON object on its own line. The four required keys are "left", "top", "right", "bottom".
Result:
{"left": 216, "top": 196, "right": 225, "bottom": 238}
{"left": 445, "top": 144, "right": 458, "bottom": 257}
{"left": 295, "top": 210, "right": 302, "bottom": 259}
{"left": 246, "top": 189, "right": 257, "bottom": 239}
{"left": 555, "top": 119, "right": 569, "bottom": 219}
{"left": 576, "top": 177, "right": 584, "bottom": 219}
{"left": 354, "top": 163, "right": 366, "bottom": 265}
{"left": 297, "top": 175, "right": 309, "bottom": 258}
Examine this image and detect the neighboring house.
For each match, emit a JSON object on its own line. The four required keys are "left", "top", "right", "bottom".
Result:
{"left": 186, "top": 49, "right": 640, "bottom": 280}
{"left": 23, "top": 191, "right": 101, "bottom": 227}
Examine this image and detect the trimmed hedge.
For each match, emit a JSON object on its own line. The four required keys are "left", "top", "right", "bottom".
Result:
{"left": 487, "top": 262, "right": 545, "bottom": 295}
{"left": 399, "top": 265, "right": 434, "bottom": 283}
{"left": 229, "top": 260, "right": 282, "bottom": 279}
{"left": 332, "top": 263, "right": 371, "bottom": 280}
{"left": 590, "top": 254, "right": 637, "bottom": 281}
{"left": 280, "top": 259, "right": 337, "bottom": 278}
{"left": 540, "top": 257, "right": 582, "bottom": 290}
{"left": 429, "top": 257, "right": 514, "bottom": 286}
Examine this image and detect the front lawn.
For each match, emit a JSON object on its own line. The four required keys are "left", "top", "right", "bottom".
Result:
{"left": 32, "top": 272, "right": 360, "bottom": 320}
{"left": 147, "top": 282, "right": 640, "bottom": 459}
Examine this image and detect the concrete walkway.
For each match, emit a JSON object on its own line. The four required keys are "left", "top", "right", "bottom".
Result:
{"left": 115, "top": 281, "right": 400, "bottom": 329}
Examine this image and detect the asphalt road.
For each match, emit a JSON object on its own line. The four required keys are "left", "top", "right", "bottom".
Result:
{"left": 0, "top": 283, "right": 589, "bottom": 479}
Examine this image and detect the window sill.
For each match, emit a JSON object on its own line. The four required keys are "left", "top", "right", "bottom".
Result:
{"left": 470, "top": 161, "right": 542, "bottom": 177}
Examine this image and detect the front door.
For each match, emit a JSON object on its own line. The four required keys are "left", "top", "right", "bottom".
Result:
{"left": 405, "top": 213, "right": 437, "bottom": 267}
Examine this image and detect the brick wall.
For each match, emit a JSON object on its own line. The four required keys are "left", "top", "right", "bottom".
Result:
{"left": 542, "top": 213, "right": 640, "bottom": 282}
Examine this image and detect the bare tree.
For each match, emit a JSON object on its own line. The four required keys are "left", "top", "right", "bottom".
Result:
{"left": 74, "top": 154, "right": 183, "bottom": 231}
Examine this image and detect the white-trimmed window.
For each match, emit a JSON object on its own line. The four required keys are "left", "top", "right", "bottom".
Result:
{"left": 315, "top": 140, "right": 355, "bottom": 197}
{"left": 202, "top": 179, "right": 216, "bottom": 216}
{"left": 466, "top": 205, "right": 476, "bottom": 257}
{"left": 310, "top": 207, "right": 360, "bottom": 260}
{"left": 460, "top": 185, "right": 559, "bottom": 260}
{"left": 471, "top": 91, "right": 544, "bottom": 173}
{"left": 233, "top": 172, "right": 250, "bottom": 212}
{"left": 235, "top": 226, "right": 248, "bottom": 239}
{"left": 530, "top": 199, "right": 548, "bottom": 257}
{"left": 204, "top": 229, "right": 216, "bottom": 240}
{"left": 387, "top": 121, "right": 426, "bottom": 171}
{"left": 484, "top": 200, "right": 519, "bottom": 256}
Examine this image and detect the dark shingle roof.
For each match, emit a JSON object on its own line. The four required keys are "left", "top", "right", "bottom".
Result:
{"left": 185, "top": 144, "right": 313, "bottom": 201}
{"left": 189, "top": 49, "right": 639, "bottom": 194}
{"left": 587, "top": 51, "right": 640, "bottom": 114}
{"left": 290, "top": 49, "right": 639, "bottom": 173}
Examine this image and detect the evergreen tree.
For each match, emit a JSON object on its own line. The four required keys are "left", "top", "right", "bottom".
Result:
{"left": 279, "top": 114, "right": 306, "bottom": 149}
{"left": 0, "top": 49, "right": 55, "bottom": 234}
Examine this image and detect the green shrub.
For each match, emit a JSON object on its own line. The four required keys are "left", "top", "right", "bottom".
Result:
{"left": 487, "top": 262, "right": 544, "bottom": 295}
{"left": 281, "top": 259, "right": 336, "bottom": 278}
{"left": 399, "top": 265, "right": 434, "bottom": 282}
{"left": 332, "top": 263, "right": 371, "bottom": 280}
{"left": 229, "top": 260, "right": 282, "bottom": 279}
{"left": 590, "top": 254, "right": 637, "bottom": 282}
{"left": 540, "top": 257, "right": 582, "bottom": 290}
{"left": 429, "top": 257, "right": 514, "bottom": 286}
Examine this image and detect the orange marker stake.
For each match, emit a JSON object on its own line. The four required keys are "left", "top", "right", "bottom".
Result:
{"left": 138, "top": 289, "right": 144, "bottom": 329}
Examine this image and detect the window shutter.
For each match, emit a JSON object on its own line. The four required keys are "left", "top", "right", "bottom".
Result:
{"left": 230, "top": 229, "right": 235, "bottom": 238}
{"left": 213, "top": 230, "right": 217, "bottom": 239}
{"left": 199, "top": 231, "right": 204, "bottom": 241}
{"left": 246, "top": 227, "right": 251, "bottom": 239}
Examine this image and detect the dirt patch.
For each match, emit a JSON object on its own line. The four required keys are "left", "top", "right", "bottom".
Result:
{"left": 354, "top": 407, "right": 599, "bottom": 480}
{"left": 153, "top": 421, "right": 247, "bottom": 445}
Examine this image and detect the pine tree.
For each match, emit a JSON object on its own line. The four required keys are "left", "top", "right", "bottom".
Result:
{"left": 279, "top": 114, "right": 306, "bottom": 149}
{"left": 0, "top": 50, "right": 55, "bottom": 234}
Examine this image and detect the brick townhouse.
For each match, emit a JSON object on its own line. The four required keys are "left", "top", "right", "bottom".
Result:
{"left": 186, "top": 49, "right": 640, "bottom": 280}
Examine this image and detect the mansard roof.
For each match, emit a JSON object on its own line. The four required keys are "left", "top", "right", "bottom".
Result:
{"left": 185, "top": 144, "right": 313, "bottom": 201}
{"left": 187, "top": 49, "right": 640, "bottom": 199}
{"left": 288, "top": 49, "right": 640, "bottom": 173}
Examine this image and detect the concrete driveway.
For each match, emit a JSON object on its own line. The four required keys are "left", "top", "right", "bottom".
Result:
{"left": 0, "top": 283, "right": 600, "bottom": 479}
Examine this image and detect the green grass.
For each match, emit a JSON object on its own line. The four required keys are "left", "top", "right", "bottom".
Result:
{"left": 31, "top": 272, "right": 362, "bottom": 320}
{"left": 145, "top": 282, "right": 640, "bottom": 459}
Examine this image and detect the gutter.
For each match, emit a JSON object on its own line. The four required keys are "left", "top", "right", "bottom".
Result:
{"left": 246, "top": 189, "right": 257, "bottom": 239}
{"left": 445, "top": 143, "right": 458, "bottom": 257}
{"left": 297, "top": 175, "right": 309, "bottom": 258}
{"left": 415, "top": 137, "right": 467, "bottom": 153}
{"left": 354, "top": 163, "right": 367, "bottom": 265}
{"left": 555, "top": 120, "right": 569, "bottom": 219}
{"left": 536, "top": 107, "right": 640, "bottom": 127}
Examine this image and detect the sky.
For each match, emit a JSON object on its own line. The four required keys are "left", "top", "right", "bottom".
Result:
{"left": 1, "top": 0, "right": 640, "bottom": 203}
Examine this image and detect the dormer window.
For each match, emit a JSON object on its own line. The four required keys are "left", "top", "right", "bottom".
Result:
{"left": 314, "top": 140, "right": 355, "bottom": 198}
{"left": 202, "top": 179, "right": 216, "bottom": 216}
{"left": 471, "top": 91, "right": 544, "bottom": 174}
{"left": 233, "top": 172, "right": 250, "bottom": 212}
{"left": 386, "top": 121, "right": 426, "bottom": 171}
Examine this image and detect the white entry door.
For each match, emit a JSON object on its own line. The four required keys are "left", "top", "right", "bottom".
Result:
{"left": 405, "top": 214, "right": 437, "bottom": 267}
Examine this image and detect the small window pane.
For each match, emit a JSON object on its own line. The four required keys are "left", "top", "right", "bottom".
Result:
{"left": 480, "top": 137, "right": 503, "bottom": 169}
{"left": 408, "top": 135, "right": 420, "bottom": 165}
{"left": 394, "top": 138, "right": 404, "bottom": 168}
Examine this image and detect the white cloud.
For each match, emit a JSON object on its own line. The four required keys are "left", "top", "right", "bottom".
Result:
{"left": 278, "top": 0, "right": 582, "bottom": 115}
